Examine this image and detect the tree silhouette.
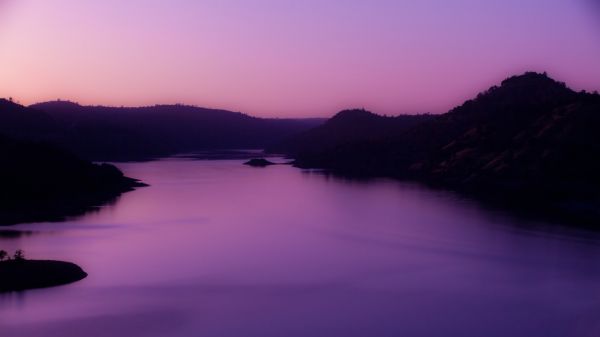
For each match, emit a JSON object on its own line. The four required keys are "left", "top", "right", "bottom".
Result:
{"left": 13, "top": 249, "right": 25, "bottom": 261}
{"left": 0, "top": 250, "right": 7, "bottom": 261}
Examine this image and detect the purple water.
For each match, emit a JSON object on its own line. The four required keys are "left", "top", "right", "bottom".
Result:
{"left": 1, "top": 158, "right": 600, "bottom": 337}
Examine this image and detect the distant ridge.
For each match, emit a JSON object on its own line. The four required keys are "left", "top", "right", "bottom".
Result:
{"left": 269, "top": 108, "right": 433, "bottom": 158}
{"left": 25, "top": 101, "right": 325, "bottom": 161}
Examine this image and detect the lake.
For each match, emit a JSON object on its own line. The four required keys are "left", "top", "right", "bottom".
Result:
{"left": 1, "top": 158, "right": 600, "bottom": 337}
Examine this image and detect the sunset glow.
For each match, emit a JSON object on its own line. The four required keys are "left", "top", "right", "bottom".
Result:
{"left": 1, "top": 0, "right": 599, "bottom": 117}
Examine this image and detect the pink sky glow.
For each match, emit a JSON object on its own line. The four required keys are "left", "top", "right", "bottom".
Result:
{"left": 1, "top": 0, "right": 599, "bottom": 117}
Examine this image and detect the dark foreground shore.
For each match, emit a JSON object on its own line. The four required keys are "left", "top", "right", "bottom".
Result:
{"left": 0, "top": 260, "right": 87, "bottom": 292}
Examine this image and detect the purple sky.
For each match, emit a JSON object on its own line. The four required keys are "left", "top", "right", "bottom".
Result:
{"left": 1, "top": 0, "right": 599, "bottom": 117}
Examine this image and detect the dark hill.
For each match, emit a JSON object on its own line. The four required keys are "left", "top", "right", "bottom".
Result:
{"left": 277, "top": 72, "right": 600, "bottom": 222}
{"left": 269, "top": 108, "right": 433, "bottom": 159}
{"left": 0, "top": 134, "right": 145, "bottom": 225}
{"left": 30, "top": 102, "right": 324, "bottom": 161}
{"left": 0, "top": 99, "right": 63, "bottom": 141}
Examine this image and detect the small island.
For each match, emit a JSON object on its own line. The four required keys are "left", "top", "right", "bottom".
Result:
{"left": 0, "top": 250, "right": 87, "bottom": 292}
{"left": 244, "top": 158, "right": 277, "bottom": 167}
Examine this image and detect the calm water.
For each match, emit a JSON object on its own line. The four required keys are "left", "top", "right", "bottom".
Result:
{"left": 1, "top": 158, "right": 600, "bottom": 337}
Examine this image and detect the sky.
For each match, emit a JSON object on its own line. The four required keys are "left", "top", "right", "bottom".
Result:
{"left": 0, "top": 0, "right": 599, "bottom": 117}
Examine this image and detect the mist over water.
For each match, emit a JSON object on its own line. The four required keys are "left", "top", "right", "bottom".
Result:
{"left": 1, "top": 158, "right": 600, "bottom": 337}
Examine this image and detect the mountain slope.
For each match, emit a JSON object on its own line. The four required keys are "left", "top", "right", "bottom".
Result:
{"left": 278, "top": 72, "right": 600, "bottom": 220}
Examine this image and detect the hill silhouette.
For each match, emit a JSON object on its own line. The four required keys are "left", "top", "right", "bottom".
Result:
{"left": 269, "top": 109, "right": 433, "bottom": 158}
{"left": 0, "top": 99, "right": 63, "bottom": 141}
{"left": 30, "top": 101, "right": 324, "bottom": 161}
{"left": 0, "top": 132, "right": 145, "bottom": 225}
{"left": 276, "top": 72, "right": 600, "bottom": 222}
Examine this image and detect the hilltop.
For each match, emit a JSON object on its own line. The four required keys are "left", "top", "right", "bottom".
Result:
{"left": 269, "top": 109, "right": 432, "bottom": 161}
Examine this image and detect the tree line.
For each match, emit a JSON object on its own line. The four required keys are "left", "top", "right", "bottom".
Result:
{"left": 0, "top": 249, "right": 25, "bottom": 262}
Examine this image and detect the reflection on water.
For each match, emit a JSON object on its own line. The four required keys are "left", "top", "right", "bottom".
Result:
{"left": 1, "top": 158, "right": 600, "bottom": 337}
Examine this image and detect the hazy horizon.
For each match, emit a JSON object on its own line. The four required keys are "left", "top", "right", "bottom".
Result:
{"left": 1, "top": 0, "right": 600, "bottom": 117}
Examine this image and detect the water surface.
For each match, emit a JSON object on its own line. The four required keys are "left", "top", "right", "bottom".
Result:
{"left": 1, "top": 158, "right": 600, "bottom": 337}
